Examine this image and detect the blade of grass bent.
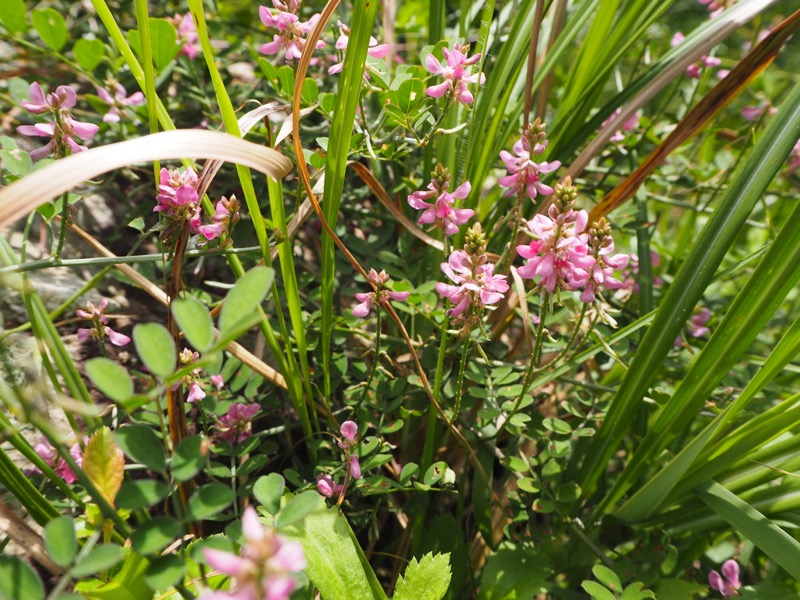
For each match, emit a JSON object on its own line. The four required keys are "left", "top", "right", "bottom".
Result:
{"left": 578, "top": 75, "right": 800, "bottom": 504}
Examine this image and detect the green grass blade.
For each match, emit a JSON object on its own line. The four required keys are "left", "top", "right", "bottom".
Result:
{"left": 695, "top": 480, "right": 800, "bottom": 580}
{"left": 319, "top": 0, "right": 380, "bottom": 403}
{"left": 579, "top": 75, "right": 800, "bottom": 504}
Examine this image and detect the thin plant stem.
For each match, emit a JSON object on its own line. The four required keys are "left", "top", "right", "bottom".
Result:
{"left": 453, "top": 336, "right": 471, "bottom": 418}
{"left": 357, "top": 308, "right": 382, "bottom": 409}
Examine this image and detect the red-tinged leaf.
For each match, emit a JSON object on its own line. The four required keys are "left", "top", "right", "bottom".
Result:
{"left": 589, "top": 8, "right": 800, "bottom": 222}
{"left": 83, "top": 427, "right": 125, "bottom": 507}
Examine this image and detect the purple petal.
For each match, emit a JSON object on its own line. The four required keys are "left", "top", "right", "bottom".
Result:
{"left": 340, "top": 420, "right": 357, "bottom": 441}
{"left": 426, "top": 81, "right": 450, "bottom": 98}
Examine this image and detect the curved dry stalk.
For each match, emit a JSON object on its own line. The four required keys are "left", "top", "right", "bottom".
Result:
{"left": 291, "top": 0, "right": 496, "bottom": 491}
{"left": 0, "top": 130, "right": 293, "bottom": 228}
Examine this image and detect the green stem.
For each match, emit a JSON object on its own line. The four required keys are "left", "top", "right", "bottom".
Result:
{"left": 453, "top": 337, "right": 471, "bottom": 419}
{"left": 54, "top": 192, "right": 70, "bottom": 259}
{"left": 356, "top": 307, "right": 382, "bottom": 409}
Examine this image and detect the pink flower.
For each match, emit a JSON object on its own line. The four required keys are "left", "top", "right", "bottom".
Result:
{"left": 671, "top": 32, "right": 722, "bottom": 79}
{"left": 579, "top": 218, "right": 630, "bottom": 303}
{"left": 211, "top": 374, "right": 225, "bottom": 389}
{"left": 187, "top": 382, "right": 206, "bottom": 403}
{"left": 515, "top": 179, "right": 595, "bottom": 295}
{"left": 424, "top": 43, "right": 485, "bottom": 104}
{"left": 708, "top": 559, "right": 740, "bottom": 597}
{"left": 328, "top": 25, "right": 390, "bottom": 75}
{"left": 316, "top": 473, "right": 343, "bottom": 497}
{"left": 32, "top": 439, "right": 83, "bottom": 484}
{"left": 498, "top": 141, "right": 560, "bottom": 201}
{"left": 676, "top": 308, "right": 711, "bottom": 346}
{"left": 17, "top": 82, "right": 98, "bottom": 159}
{"left": 435, "top": 249, "right": 509, "bottom": 318}
{"left": 259, "top": 1, "right": 325, "bottom": 63}
{"left": 202, "top": 506, "right": 305, "bottom": 600}
{"left": 76, "top": 298, "right": 130, "bottom": 347}
{"left": 699, "top": 0, "right": 733, "bottom": 18}
{"left": 340, "top": 420, "right": 357, "bottom": 442}
{"left": 601, "top": 108, "right": 641, "bottom": 143}
{"left": 351, "top": 269, "right": 410, "bottom": 318}
{"left": 741, "top": 101, "right": 776, "bottom": 122}
{"left": 170, "top": 13, "right": 200, "bottom": 60}
{"left": 155, "top": 168, "right": 230, "bottom": 242}
{"left": 96, "top": 83, "right": 144, "bottom": 123}
{"left": 408, "top": 165, "right": 474, "bottom": 235}
{"left": 348, "top": 455, "right": 362, "bottom": 480}
{"left": 214, "top": 403, "right": 260, "bottom": 444}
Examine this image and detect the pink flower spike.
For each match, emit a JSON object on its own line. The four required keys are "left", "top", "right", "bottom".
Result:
{"left": 424, "top": 43, "right": 485, "bottom": 105}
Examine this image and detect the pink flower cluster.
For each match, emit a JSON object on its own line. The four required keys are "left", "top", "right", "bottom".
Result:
{"left": 424, "top": 43, "right": 485, "bottom": 105}
{"left": 155, "top": 167, "right": 238, "bottom": 242}
{"left": 580, "top": 218, "right": 629, "bottom": 303}
{"left": 76, "top": 298, "right": 131, "bottom": 347}
{"left": 259, "top": 0, "right": 324, "bottom": 63}
{"left": 408, "top": 165, "right": 474, "bottom": 235}
{"left": 675, "top": 307, "right": 711, "bottom": 346}
{"left": 328, "top": 25, "right": 389, "bottom": 75}
{"left": 437, "top": 250, "right": 508, "bottom": 318}
{"left": 601, "top": 108, "right": 641, "bottom": 143}
{"left": 317, "top": 420, "right": 362, "bottom": 498}
{"left": 173, "top": 348, "right": 224, "bottom": 403}
{"left": 352, "top": 269, "right": 410, "bottom": 318}
{"left": 32, "top": 438, "right": 83, "bottom": 484}
{"left": 671, "top": 32, "right": 721, "bottom": 79}
{"left": 17, "top": 82, "right": 99, "bottom": 160}
{"left": 214, "top": 403, "right": 260, "bottom": 445}
{"left": 698, "top": 0, "right": 733, "bottom": 19}
{"left": 171, "top": 13, "right": 200, "bottom": 60}
{"left": 96, "top": 83, "right": 144, "bottom": 123}
{"left": 708, "top": 559, "right": 741, "bottom": 597}
{"left": 202, "top": 506, "right": 306, "bottom": 600}
{"left": 499, "top": 120, "right": 561, "bottom": 201}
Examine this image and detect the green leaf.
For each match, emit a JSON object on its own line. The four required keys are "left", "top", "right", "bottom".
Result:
{"left": 253, "top": 473, "right": 285, "bottom": 515}
{"left": 171, "top": 435, "right": 207, "bottom": 482}
{"left": 581, "top": 581, "right": 617, "bottom": 600}
{"left": 281, "top": 504, "right": 387, "bottom": 600}
{"left": 218, "top": 266, "right": 274, "bottom": 335}
{"left": 132, "top": 323, "right": 176, "bottom": 378}
{"left": 172, "top": 297, "right": 214, "bottom": 352}
{"left": 477, "top": 544, "right": 551, "bottom": 600}
{"left": 114, "top": 425, "right": 166, "bottom": 473}
{"left": 73, "top": 38, "right": 106, "bottom": 71}
{"left": 76, "top": 548, "right": 150, "bottom": 600}
{"left": 83, "top": 426, "right": 125, "bottom": 506}
{"left": 70, "top": 544, "right": 124, "bottom": 578}
{"left": 277, "top": 66, "right": 295, "bottom": 95}
{"left": 116, "top": 480, "right": 169, "bottom": 510}
{"left": 695, "top": 480, "right": 800, "bottom": 580}
{"left": 394, "top": 552, "right": 451, "bottom": 600}
{"left": 187, "top": 483, "right": 235, "bottom": 520}
{"left": 131, "top": 517, "right": 183, "bottom": 555}
{"left": 301, "top": 77, "right": 319, "bottom": 105}
{"left": 0, "top": 0, "right": 27, "bottom": 34}
{"left": 0, "top": 556, "right": 44, "bottom": 600}
{"left": 542, "top": 417, "right": 572, "bottom": 435}
{"left": 44, "top": 516, "right": 77, "bottom": 568}
{"left": 399, "top": 463, "right": 419, "bottom": 485}
{"left": 393, "top": 78, "right": 425, "bottom": 114}
{"left": 128, "top": 18, "right": 179, "bottom": 71}
{"left": 276, "top": 491, "right": 321, "bottom": 529}
{"left": 144, "top": 554, "right": 185, "bottom": 591}
{"left": 0, "top": 137, "right": 32, "bottom": 177}
{"left": 32, "top": 8, "right": 68, "bottom": 52}
{"left": 85, "top": 358, "right": 134, "bottom": 403}
{"left": 592, "top": 565, "right": 622, "bottom": 593}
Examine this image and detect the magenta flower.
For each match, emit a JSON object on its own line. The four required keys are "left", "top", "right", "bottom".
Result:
{"left": 601, "top": 108, "right": 641, "bottom": 143}
{"left": 676, "top": 308, "right": 712, "bottom": 346}
{"left": 515, "top": 178, "right": 595, "bottom": 295}
{"left": 17, "top": 82, "right": 98, "bottom": 159}
{"left": 498, "top": 141, "right": 560, "bottom": 201}
{"left": 316, "top": 473, "right": 343, "bottom": 498}
{"left": 214, "top": 403, "right": 260, "bottom": 444}
{"left": 211, "top": 374, "right": 225, "bottom": 389}
{"left": 96, "top": 83, "right": 144, "bottom": 123}
{"left": 699, "top": 0, "right": 733, "bottom": 18}
{"left": 170, "top": 13, "right": 200, "bottom": 60}
{"left": 172, "top": 348, "right": 217, "bottom": 404}
{"left": 436, "top": 249, "right": 509, "bottom": 318}
{"left": 741, "top": 101, "right": 776, "bottom": 122}
{"left": 339, "top": 420, "right": 358, "bottom": 445}
{"left": 352, "top": 269, "right": 410, "bottom": 318}
{"left": 202, "top": 506, "right": 305, "bottom": 600}
{"left": 155, "top": 167, "right": 233, "bottom": 241}
{"left": 708, "top": 560, "right": 741, "bottom": 597}
{"left": 76, "top": 298, "right": 131, "bottom": 347}
{"left": 32, "top": 439, "right": 83, "bottom": 484}
{"left": 671, "top": 32, "right": 722, "bottom": 79}
{"left": 328, "top": 26, "right": 390, "bottom": 75}
{"left": 348, "top": 455, "right": 362, "bottom": 480}
{"left": 259, "top": 1, "right": 325, "bottom": 63}
{"left": 408, "top": 165, "right": 474, "bottom": 235}
{"left": 424, "top": 43, "right": 485, "bottom": 104}
{"left": 579, "top": 218, "right": 629, "bottom": 303}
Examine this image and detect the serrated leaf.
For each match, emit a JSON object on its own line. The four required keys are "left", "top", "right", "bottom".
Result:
{"left": 132, "top": 323, "right": 176, "bottom": 378}
{"left": 85, "top": 358, "right": 134, "bottom": 403}
{"left": 218, "top": 266, "right": 273, "bottom": 335}
{"left": 394, "top": 552, "right": 451, "bottom": 600}
{"left": 114, "top": 425, "right": 166, "bottom": 473}
{"left": 32, "top": 8, "right": 68, "bottom": 52}
{"left": 253, "top": 473, "right": 285, "bottom": 516}
{"left": 0, "top": 0, "right": 27, "bottom": 34}
{"left": 44, "top": 516, "right": 77, "bottom": 568}
{"left": 73, "top": 38, "right": 105, "bottom": 71}
{"left": 172, "top": 297, "right": 214, "bottom": 351}
{"left": 0, "top": 556, "right": 44, "bottom": 600}
{"left": 83, "top": 426, "right": 125, "bottom": 507}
